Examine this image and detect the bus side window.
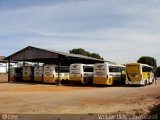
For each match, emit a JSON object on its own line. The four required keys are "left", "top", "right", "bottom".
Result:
{"left": 142, "top": 66, "right": 152, "bottom": 72}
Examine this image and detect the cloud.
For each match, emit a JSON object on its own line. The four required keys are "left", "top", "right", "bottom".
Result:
{"left": 0, "top": 0, "right": 160, "bottom": 65}
{"left": 0, "top": 0, "right": 130, "bottom": 34}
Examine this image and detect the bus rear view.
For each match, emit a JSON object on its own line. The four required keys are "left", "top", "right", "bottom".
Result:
{"left": 70, "top": 64, "right": 94, "bottom": 84}
{"left": 126, "top": 63, "right": 141, "bottom": 82}
{"left": 126, "top": 63, "right": 154, "bottom": 86}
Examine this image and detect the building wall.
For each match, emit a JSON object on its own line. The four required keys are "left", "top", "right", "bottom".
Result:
{"left": 0, "top": 62, "right": 17, "bottom": 73}
{"left": 0, "top": 63, "right": 7, "bottom": 73}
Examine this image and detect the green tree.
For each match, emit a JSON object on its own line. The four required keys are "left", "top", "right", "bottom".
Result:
{"left": 137, "top": 56, "right": 157, "bottom": 69}
{"left": 90, "top": 53, "right": 103, "bottom": 60}
{"left": 69, "top": 48, "right": 103, "bottom": 60}
{"left": 69, "top": 48, "right": 87, "bottom": 56}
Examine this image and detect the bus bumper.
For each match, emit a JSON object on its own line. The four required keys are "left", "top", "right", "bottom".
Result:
{"left": 126, "top": 80, "right": 144, "bottom": 85}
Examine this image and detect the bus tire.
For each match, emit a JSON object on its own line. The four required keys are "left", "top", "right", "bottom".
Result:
{"left": 65, "top": 79, "right": 68, "bottom": 84}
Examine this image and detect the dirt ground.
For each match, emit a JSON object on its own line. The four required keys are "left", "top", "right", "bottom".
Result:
{"left": 0, "top": 78, "right": 160, "bottom": 120}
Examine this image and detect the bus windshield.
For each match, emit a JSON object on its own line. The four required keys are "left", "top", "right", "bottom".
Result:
{"left": 109, "top": 66, "right": 120, "bottom": 73}
{"left": 126, "top": 64, "right": 140, "bottom": 74}
{"left": 55, "top": 66, "right": 69, "bottom": 73}
{"left": 83, "top": 66, "right": 93, "bottom": 72}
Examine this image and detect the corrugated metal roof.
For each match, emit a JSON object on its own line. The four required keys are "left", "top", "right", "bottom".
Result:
{"left": 4, "top": 46, "right": 108, "bottom": 63}
{"left": 0, "top": 56, "right": 6, "bottom": 62}
{"left": 42, "top": 47, "right": 105, "bottom": 61}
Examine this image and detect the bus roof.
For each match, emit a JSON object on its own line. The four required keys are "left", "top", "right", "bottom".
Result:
{"left": 126, "top": 63, "right": 153, "bottom": 68}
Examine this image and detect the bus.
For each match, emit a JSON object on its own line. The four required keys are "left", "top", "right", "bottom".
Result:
{"left": 23, "top": 66, "right": 34, "bottom": 81}
{"left": 58, "top": 66, "right": 70, "bottom": 83}
{"left": 43, "top": 64, "right": 69, "bottom": 83}
{"left": 69, "top": 64, "right": 94, "bottom": 84}
{"left": 34, "top": 65, "right": 43, "bottom": 82}
{"left": 93, "top": 63, "right": 126, "bottom": 85}
{"left": 10, "top": 67, "right": 16, "bottom": 81}
{"left": 10, "top": 67, "right": 23, "bottom": 81}
{"left": 126, "top": 63, "right": 155, "bottom": 86}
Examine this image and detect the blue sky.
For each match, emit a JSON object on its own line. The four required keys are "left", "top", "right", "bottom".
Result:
{"left": 0, "top": 0, "right": 160, "bottom": 65}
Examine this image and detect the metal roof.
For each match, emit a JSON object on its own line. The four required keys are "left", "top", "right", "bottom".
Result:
{"left": 4, "top": 46, "right": 108, "bottom": 65}
{"left": 0, "top": 56, "right": 6, "bottom": 63}
{"left": 43, "top": 47, "right": 105, "bottom": 61}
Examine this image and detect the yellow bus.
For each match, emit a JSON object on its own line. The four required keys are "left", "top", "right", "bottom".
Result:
{"left": 34, "top": 65, "right": 43, "bottom": 82}
{"left": 58, "top": 66, "right": 70, "bottom": 83}
{"left": 93, "top": 63, "right": 126, "bottom": 85}
{"left": 43, "top": 64, "right": 69, "bottom": 83}
{"left": 126, "top": 63, "right": 155, "bottom": 86}
{"left": 69, "top": 64, "right": 94, "bottom": 84}
{"left": 23, "top": 66, "right": 34, "bottom": 81}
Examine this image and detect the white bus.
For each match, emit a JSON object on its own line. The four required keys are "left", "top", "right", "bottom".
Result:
{"left": 34, "top": 65, "right": 43, "bottom": 82}
{"left": 43, "top": 64, "right": 70, "bottom": 83}
{"left": 70, "top": 64, "right": 94, "bottom": 84}
{"left": 93, "top": 63, "right": 125, "bottom": 85}
{"left": 10, "top": 67, "right": 16, "bottom": 81}
{"left": 23, "top": 66, "right": 34, "bottom": 81}
{"left": 126, "top": 63, "right": 155, "bottom": 86}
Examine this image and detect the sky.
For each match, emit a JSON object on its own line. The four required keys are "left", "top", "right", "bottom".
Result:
{"left": 0, "top": 0, "right": 160, "bottom": 65}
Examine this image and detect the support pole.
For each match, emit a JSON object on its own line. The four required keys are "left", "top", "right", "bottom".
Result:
{"left": 8, "top": 59, "right": 10, "bottom": 82}
{"left": 23, "top": 61, "right": 25, "bottom": 67}
{"left": 6, "top": 62, "right": 7, "bottom": 73}
{"left": 58, "top": 57, "right": 61, "bottom": 86}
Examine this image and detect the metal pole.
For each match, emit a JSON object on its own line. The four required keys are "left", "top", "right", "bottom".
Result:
{"left": 58, "top": 57, "right": 61, "bottom": 86}
{"left": 23, "top": 61, "right": 25, "bottom": 67}
{"left": 6, "top": 62, "right": 7, "bottom": 73}
{"left": 8, "top": 59, "right": 10, "bottom": 82}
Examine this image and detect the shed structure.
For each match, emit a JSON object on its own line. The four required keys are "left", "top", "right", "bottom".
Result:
{"left": 4, "top": 46, "right": 107, "bottom": 84}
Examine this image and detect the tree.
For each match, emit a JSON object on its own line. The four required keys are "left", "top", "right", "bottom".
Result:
{"left": 69, "top": 48, "right": 104, "bottom": 60}
{"left": 137, "top": 56, "right": 157, "bottom": 69}
{"left": 69, "top": 48, "right": 88, "bottom": 56}
{"left": 90, "top": 53, "right": 103, "bottom": 59}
